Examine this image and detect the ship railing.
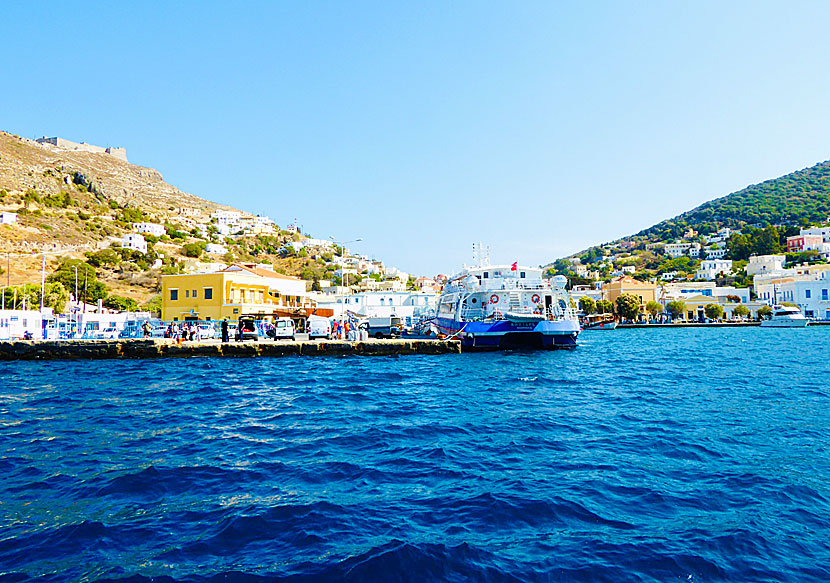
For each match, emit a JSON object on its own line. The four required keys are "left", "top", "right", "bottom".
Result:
{"left": 460, "top": 307, "right": 488, "bottom": 321}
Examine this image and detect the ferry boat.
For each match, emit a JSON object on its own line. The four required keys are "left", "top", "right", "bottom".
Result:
{"left": 581, "top": 313, "right": 617, "bottom": 330}
{"left": 434, "top": 263, "right": 580, "bottom": 350}
{"left": 759, "top": 305, "right": 809, "bottom": 328}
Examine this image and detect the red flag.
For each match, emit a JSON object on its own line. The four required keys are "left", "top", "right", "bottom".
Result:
{"left": 511, "top": 262, "right": 517, "bottom": 271}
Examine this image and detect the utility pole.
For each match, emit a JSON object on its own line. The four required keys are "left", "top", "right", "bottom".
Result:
{"left": 40, "top": 253, "right": 45, "bottom": 313}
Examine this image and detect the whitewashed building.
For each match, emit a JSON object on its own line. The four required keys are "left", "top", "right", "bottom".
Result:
{"left": 205, "top": 243, "right": 227, "bottom": 255}
{"left": 132, "top": 222, "right": 165, "bottom": 237}
{"left": 754, "top": 265, "right": 830, "bottom": 320}
{"left": 122, "top": 233, "right": 147, "bottom": 253}
{"left": 0, "top": 212, "right": 18, "bottom": 225}
{"left": 696, "top": 259, "right": 733, "bottom": 281}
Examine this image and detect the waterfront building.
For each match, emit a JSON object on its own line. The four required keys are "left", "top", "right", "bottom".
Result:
{"left": 0, "top": 309, "right": 45, "bottom": 340}
{"left": 704, "top": 247, "right": 727, "bottom": 259}
{"left": 754, "top": 265, "right": 830, "bottom": 320}
{"left": 315, "top": 291, "right": 438, "bottom": 327}
{"left": 602, "top": 276, "right": 658, "bottom": 317}
{"left": 160, "top": 263, "right": 312, "bottom": 321}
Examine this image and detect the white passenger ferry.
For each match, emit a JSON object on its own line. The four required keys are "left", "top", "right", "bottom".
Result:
{"left": 434, "top": 263, "right": 580, "bottom": 350}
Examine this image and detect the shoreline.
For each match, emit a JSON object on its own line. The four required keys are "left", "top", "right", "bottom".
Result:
{"left": 0, "top": 338, "right": 461, "bottom": 361}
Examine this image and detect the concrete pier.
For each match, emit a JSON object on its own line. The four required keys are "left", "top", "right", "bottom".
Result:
{"left": 0, "top": 338, "right": 462, "bottom": 361}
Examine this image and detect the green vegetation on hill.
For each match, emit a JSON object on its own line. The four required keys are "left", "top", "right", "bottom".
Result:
{"left": 639, "top": 160, "right": 830, "bottom": 240}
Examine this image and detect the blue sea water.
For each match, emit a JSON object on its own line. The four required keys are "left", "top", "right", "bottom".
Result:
{"left": 1, "top": 327, "right": 829, "bottom": 582}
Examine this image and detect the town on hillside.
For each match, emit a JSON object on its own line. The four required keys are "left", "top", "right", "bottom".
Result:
{"left": 558, "top": 224, "right": 830, "bottom": 323}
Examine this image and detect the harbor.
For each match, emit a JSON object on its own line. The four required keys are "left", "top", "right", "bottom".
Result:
{"left": 0, "top": 337, "right": 461, "bottom": 361}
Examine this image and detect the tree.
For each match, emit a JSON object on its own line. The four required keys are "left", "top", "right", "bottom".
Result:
{"left": 43, "top": 282, "right": 69, "bottom": 313}
{"left": 704, "top": 303, "right": 724, "bottom": 320}
{"left": 47, "top": 259, "right": 108, "bottom": 302}
{"left": 182, "top": 242, "right": 206, "bottom": 258}
{"left": 758, "top": 305, "right": 773, "bottom": 319}
{"left": 645, "top": 300, "right": 662, "bottom": 318}
{"left": 596, "top": 299, "right": 613, "bottom": 314}
{"left": 579, "top": 296, "right": 596, "bottom": 315}
{"left": 666, "top": 300, "right": 686, "bottom": 320}
{"left": 733, "top": 305, "right": 750, "bottom": 319}
{"left": 615, "top": 293, "right": 641, "bottom": 321}
{"left": 103, "top": 295, "right": 139, "bottom": 312}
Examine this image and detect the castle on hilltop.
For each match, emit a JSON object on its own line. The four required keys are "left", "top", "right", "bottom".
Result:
{"left": 35, "top": 136, "right": 127, "bottom": 162}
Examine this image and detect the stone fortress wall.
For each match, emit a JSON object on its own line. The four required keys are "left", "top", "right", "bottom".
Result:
{"left": 35, "top": 136, "right": 128, "bottom": 162}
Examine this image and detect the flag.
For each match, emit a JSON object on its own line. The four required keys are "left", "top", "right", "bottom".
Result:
{"left": 511, "top": 262, "right": 517, "bottom": 271}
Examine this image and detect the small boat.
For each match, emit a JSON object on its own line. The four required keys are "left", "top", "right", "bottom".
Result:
{"left": 760, "top": 305, "right": 809, "bottom": 328}
{"left": 581, "top": 313, "right": 617, "bottom": 330}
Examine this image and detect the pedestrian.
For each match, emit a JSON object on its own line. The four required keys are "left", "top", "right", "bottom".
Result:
{"left": 221, "top": 319, "right": 229, "bottom": 343}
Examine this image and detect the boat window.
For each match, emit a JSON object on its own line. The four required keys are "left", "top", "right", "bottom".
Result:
{"left": 471, "top": 298, "right": 477, "bottom": 304}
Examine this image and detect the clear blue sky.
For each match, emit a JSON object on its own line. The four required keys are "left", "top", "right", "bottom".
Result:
{"left": 3, "top": 1, "right": 830, "bottom": 275}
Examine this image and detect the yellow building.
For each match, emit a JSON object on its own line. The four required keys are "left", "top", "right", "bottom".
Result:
{"left": 160, "top": 263, "right": 312, "bottom": 321}
{"left": 602, "top": 276, "right": 658, "bottom": 317}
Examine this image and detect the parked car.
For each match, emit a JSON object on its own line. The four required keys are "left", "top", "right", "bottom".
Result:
{"left": 365, "top": 316, "right": 402, "bottom": 339}
{"left": 269, "top": 317, "right": 295, "bottom": 341}
{"left": 237, "top": 318, "right": 258, "bottom": 341}
{"left": 308, "top": 315, "right": 331, "bottom": 340}
{"left": 197, "top": 322, "right": 217, "bottom": 339}
{"left": 94, "top": 327, "right": 119, "bottom": 339}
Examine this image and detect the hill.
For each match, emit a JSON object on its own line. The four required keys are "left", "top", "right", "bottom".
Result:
{"left": 0, "top": 131, "right": 389, "bottom": 311}
{"left": 550, "top": 159, "right": 830, "bottom": 285}
{"left": 637, "top": 160, "right": 830, "bottom": 240}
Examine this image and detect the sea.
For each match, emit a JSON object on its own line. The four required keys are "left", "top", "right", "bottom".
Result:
{"left": 1, "top": 327, "right": 829, "bottom": 582}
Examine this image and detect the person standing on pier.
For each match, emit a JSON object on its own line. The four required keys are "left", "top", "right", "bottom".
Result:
{"left": 221, "top": 319, "right": 229, "bottom": 343}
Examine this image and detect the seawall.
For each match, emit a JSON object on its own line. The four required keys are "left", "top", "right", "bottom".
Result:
{"left": 0, "top": 338, "right": 461, "bottom": 361}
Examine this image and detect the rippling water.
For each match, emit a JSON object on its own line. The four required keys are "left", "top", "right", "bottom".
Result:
{"left": 1, "top": 327, "right": 829, "bottom": 582}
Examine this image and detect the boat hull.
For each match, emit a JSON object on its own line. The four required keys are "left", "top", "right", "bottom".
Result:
{"left": 435, "top": 317, "right": 580, "bottom": 350}
{"left": 583, "top": 321, "right": 617, "bottom": 330}
{"left": 759, "top": 319, "right": 809, "bottom": 328}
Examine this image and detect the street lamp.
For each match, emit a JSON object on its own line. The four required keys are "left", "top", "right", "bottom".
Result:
{"left": 329, "top": 237, "right": 363, "bottom": 290}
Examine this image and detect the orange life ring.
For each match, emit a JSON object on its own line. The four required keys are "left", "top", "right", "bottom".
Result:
{"left": 490, "top": 294, "right": 499, "bottom": 304}
{"left": 531, "top": 294, "right": 541, "bottom": 304}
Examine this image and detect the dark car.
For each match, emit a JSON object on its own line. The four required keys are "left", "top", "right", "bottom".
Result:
{"left": 237, "top": 318, "right": 259, "bottom": 341}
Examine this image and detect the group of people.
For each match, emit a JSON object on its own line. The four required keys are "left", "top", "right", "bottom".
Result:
{"left": 331, "top": 318, "right": 367, "bottom": 341}
{"left": 161, "top": 322, "right": 203, "bottom": 342}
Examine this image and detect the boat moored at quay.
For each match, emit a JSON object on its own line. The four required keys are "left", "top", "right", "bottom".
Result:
{"left": 434, "top": 263, "right": 580, "bottom": 350}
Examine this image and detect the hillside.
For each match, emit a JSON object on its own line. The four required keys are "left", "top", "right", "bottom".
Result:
{"left": 0, "top": 131, "right": 377, "bottom": 310}
{"left": 550, "top": 159, "right": 830, "bottom": 285}
{"left": 637, "top": 160, "right": 830, "bottom": 240}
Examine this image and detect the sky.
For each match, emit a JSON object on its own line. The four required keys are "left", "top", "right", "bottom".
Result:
{"left": 3, "top": 1, "right": 830, "bottom": 276}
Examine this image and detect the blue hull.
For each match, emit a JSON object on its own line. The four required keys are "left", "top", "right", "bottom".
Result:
{"left": 435, "top": 317, "right": 579, "bottom": 351}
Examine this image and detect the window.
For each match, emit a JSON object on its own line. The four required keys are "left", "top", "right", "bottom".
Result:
{"left": 483, "top": 272, "right": 489, "bottom": 278}
{"left": 806, "top": 290, "right": 811, "bottom": 299}
{"left": 823, "top": 289, "right": 829, "bottom": 301}
{"left": 520, "top": 272, "right": 526, "bottom": 278}
{"left": 192, "top": 290, "right": 197, "bottom": 298}
{"left": 185, "top": 290, "right": 190, "bottom": 298}
{"left": 170, "top": 289, "right": 178, "bottom": 300}
{"left": 204, "top": 288, "right": 213, "bottom": 300}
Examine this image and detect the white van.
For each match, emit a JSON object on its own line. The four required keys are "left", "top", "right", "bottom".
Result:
{"left": 271, "top": 317, "right": 296, "bottom": 340}
{"left": 308, "top": 315, "right": 331, "bottom": 340}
